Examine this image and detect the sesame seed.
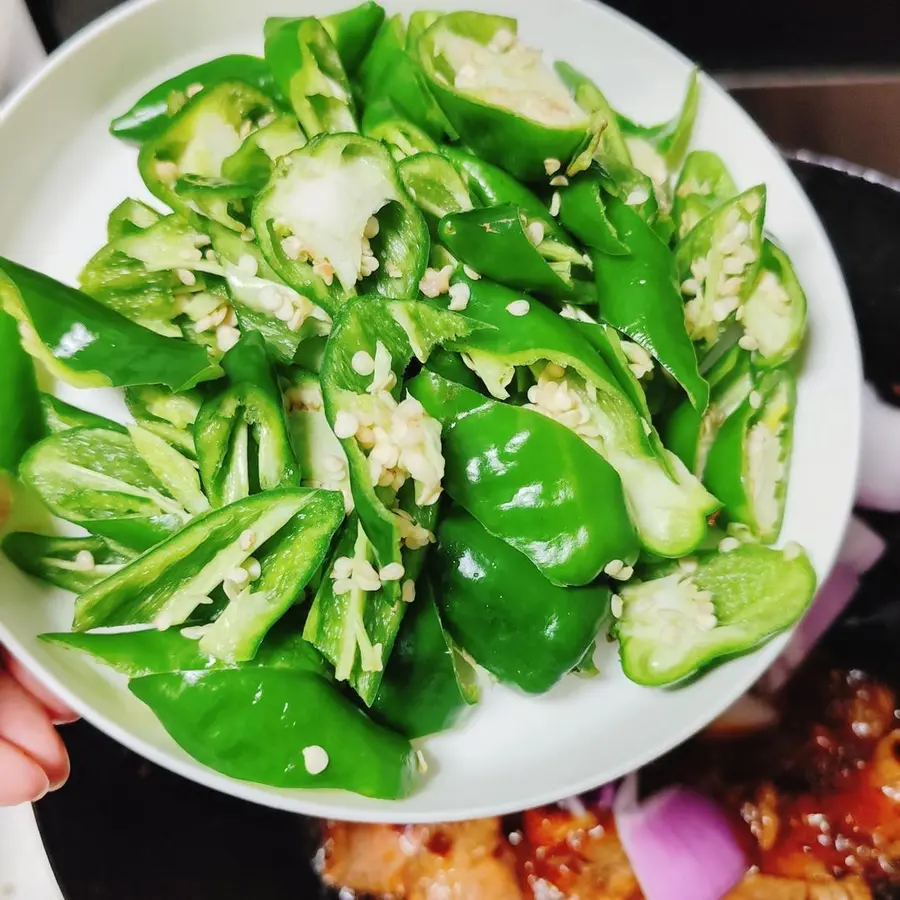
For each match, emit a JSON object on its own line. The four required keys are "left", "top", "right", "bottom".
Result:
{"left": 281, "top": 235, "right": 303, "bottom": 260}
{"left": 604, "top": 559, "right": 624, "bottom": 577}
{"left": 216, "top": 325, "right": 241, "bottom": 352}
{"left": 462, "top": 264, "right": 481, "bottom": 280}
{"left": 237, "top": 254, "right": 258, "bottom": 277}
{"left": 175, "top": 268, "right": 197, "bottom": 287}
{"left": 681, "top": 278, "right": 701, "bottom": 296}
{"left": 625, "top": 185, "right": 650, "bottom": 206}
{"left": 610, "top": 594, "right": 624, "bottom": 618}
{"left": 544, "top": 157, "right": 562, "bottom": 176}
{"left": 333, "top": 410, "right": 360, "bottom": 440}
{"left": 719, "top": 536, "right": 741, "bottom": 553}
{"left": 448, "top": 281, "right": 470, "bottom": 311}
{"left": 204, "top": 248, "right": 218, "bottom": 262}
{"left": 619, "top": 565, "right": 634, "bottom": 580}
{"left": 302, "top": 745, "right": 329, "bottom": 775}
{"left": 243, "top": 558, "right": 262, "bottom": 580}
{"left": 379, "top": 562, "right": 405, "bottom": 582}
{"left": 549, "top": 175, "right": 569, "bottom": 187}
{"left": 351, "top": 350, "right": 376, "bottom": 376}
{"left": 239, "top": 530, "right": 256, "bottom": 551}
{"left": 332, "top": 557, "right": 354, "bottom": 580}
{"left": 74, "top": 550, "right": 95, "bottom": 571}
{"left": 526, "top": 221, "right": 545, "bottom": 246}
{"left": 549, "top": 192, "right": 561, "bottom": 217}
{"left": 363, "top": 215, "right": 380, "bottom": 239}
{"left": 227, "top": 566, "right": 250, "bottom": 586}
{"left": 749, "top": 390, "right": 762, "bottom": 409}
{"left": 506, "top": 299, "right": 530, "bottom": 317}
{"left": 738, "top": 334, "right": 759, "bottom": 351}
{"left": 402, "top": 579, "right": 416, "bottom": 603}
{"left": 678, "top": 557, "right": 698, "bottom": 573}
{"left": 782, "top": 541, "right": 803, "bottom": 561}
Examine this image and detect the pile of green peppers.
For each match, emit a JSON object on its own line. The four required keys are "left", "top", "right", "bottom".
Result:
{"left": 0, "top": 3, "right": 816, "bottom": 800}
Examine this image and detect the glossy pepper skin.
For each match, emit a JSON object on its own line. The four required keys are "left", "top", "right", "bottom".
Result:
{"left": 559, "top": 171, "right": 709, "bottom": 412}
{"left": 363, "top": 115, "right": 439, "bottom": 161}
{"left": 0, "top": 257, "right": 218, "bottom": 392}
{"left": 438, "top": 203, "right": 588, "bottom": 304}
{"left": 704, "top": 367, "right": 796, "bottom": 543}
{"left": 410, "top": 369, "right": 639, "bottom": 586}
{"left": 0, "top": 310, "right": 44, "bottom": 474}
{"left": 40, "top": 394, "right": 123, "bottom": 437}
{"left": 220, "top": 115, "right": 308, "bottom": 190}
{"left": 615, "top": 543, "right": 815, "bottom": 686}
{"left": 672, "top": 150, "right": 738, "bottom": 239}
{"left": 252, "top": 133, "right": 430, "bottom": 313}
{"left": 321, "top": 2, "right": 387, "bottom": 76}
{"left": 195, "top": 331, "right": 301, "bottom": 507}
{"left": 372, "top": 579, "right": 476, "bottom": 739}
{"left": 110, "top": 56, "right": 283, "bottom": 144}
{"left": 397, "top": 152, "right": 474, "bottom": 230}
{"left": 432, "top": 508, "right": 612, "bottom": 694}
{"left": 130, "top": 667, "right": 416, "bottom": 797}
{"left": 417, "top": 13, "right": 597, "bottom": 182}
{"left": 264, "top": 16, "right": 358, "bottom": 137}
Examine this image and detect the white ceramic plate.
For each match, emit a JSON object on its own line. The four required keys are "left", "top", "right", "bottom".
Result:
{"left": 0, "top": 0, "right": 861, "bottom": 823}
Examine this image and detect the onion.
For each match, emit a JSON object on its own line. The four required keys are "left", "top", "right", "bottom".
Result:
{"left": 858, "top": 382, "right": 900, "bottom": 511}
{"left": 614, "top": 773, "right": 749, "bottom": 900}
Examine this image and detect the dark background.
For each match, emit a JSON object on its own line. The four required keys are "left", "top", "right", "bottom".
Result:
{"left": 23, "top": 0, "right": 900, "bottom": 71}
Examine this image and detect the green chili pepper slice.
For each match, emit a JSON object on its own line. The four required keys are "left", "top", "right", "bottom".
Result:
{"left": 363, "top": 115, "right": 439, "bottom": 162}
{"left": 110, "top": 56, "right": 283, "bottom": 144}
{"left": 432, "top": 507, "right": 611, "bottom": 694}
{"left": 40, "top": 395, "right": 123, "bottom": 437}
{"left": 614, "top": 542, "right": 815, "bottom": 686}
{"left": 398, "top": 152, "right": 474, "bottom": 229}
{"left": 321, "top": 2, "right": 387, "bottom": 76}
{"left": 0, "top": 310, "right": 44, "bottom": 474}
{"left": 106, "top": 198, "right": 163, "bottom": 241}
{"left": 672, "top": 150, "right": 738, "bottom": 240}
{"left": 219, "top": 115, "right": 308, "bottom": 190}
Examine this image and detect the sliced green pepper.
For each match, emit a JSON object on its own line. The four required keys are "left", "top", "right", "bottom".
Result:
{"left": 676, "top": 185, "right": 767, "bottom": 347}
{"left": 106, "top": 198, "right": 163, "bottom": 241}
{"left": 398, "top": 152, "right": 474, "bottom": 229}
{"left": 210, "top": 223, "right": 331, "bottom": 365}
{"left": 357, "top": 14, "right": 454, "bottom": 141}
{"left": 3, "top": 533, "right": 135, "bottom": 593}
{"left": 41, "top": 614, "right": 329, "bottom": 679}
{"left": 418, "top": 13, "right": 597, "bottom": 182}
{"left": 130, "top": 667, "right": 416, "bottom": 797}
{"left": 0, "top": 258, "right": 218, "bottom": 391}
{"left": 264, "top": 17, "right": 357, "bottom": 138}
{"left": 672, "top": 150, "right": 738, "bottom": 239}
{"left": 110, "top": 55, "right": 282, "bottom": 144}
{"left": 195, "top": 331, "right": 301, "bottom": 508}
{"left": 558, "top": 172, "right": 709, "bottom": 412}
{"left": 410, "top": 370, "right": 638, "bottom": 586}
{"left": 432, "top": 508, "right": 611, "bottom": 693}
{"left": 0, "top": 309, "right": 44, "bottom": 474}
{"left": 138, "top": 81, "right": 279, "bottom": 226}
{"left": 220, "top": 114, "right": 308, "bottom": 189}
{"left": 438, "top": 203, "right": 589, "bottom": 304}
{"left": 435, "top": 273, "right": 718, "bottom": 557}
{"left": 252, "top": 133, "right": 429, "bottom": 313}
{"left": 41, "top": 394, "right": 123, "bottom": 436}
{"left": 614, "top": 542, "right": 815, "bottom": 686}
{"left": 320, "top": 2, "right": 386, "bottom": 75}
{"left": 20, "top": 427, "right": 197, "bottom": 552}
{"left": 740, "top": 240, "right": 808, "bottom": 369}
{"left": 704, "top": 368, "right": 796, "bottom": 543}
{"left": 124, "top": 384, "right": 200, "bottom": 458}
{"left": 372, "top": 579, "right": 477, "bottom": 739}
{"left": 363, "top": 115, "right": 439, "bottom": 162}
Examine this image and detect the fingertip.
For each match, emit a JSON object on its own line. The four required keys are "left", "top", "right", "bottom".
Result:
{"left": 0, "top": 738, "right": 50, "bottom": 806}
{"left": 4, "top": 653, "right": 79, "bottom": 724}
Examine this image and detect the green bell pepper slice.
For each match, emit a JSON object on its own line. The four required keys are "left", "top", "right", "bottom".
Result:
{"left": 662, "top": 345, "right": 753, "bottom": 477}
{"left": 372, "top": 579, "right": 477, "bottom": 739}
{"left": 40, "top": 613, "right": 329, "bottom": 679}
{"left": 363, "top": 115, "right": 439, "bottom": 162}
{"left": 219, "top": 114, "right": 308, "bottom": 189}
{"left": 703, "top": 368, "right": 796, "bottom": 543}
{"left": 410, "top": 370, "right": 639, "bottom": 586}
{"left": 676, "top": 185, "right": 767, "bottom": 347}
{"left": 417, "top": 13, "right": 597, "bottom": 182}
{"left": 195, "top": 331, "right": 301, "bottom": 508}
{"left": 441, "top": 146, "right": 571, "bottom": 245}
{"left": 614, "top": 542, "right": 816, "bottom": 686}
{"left": 130, "top": 667, "right": 416, "bottom": 797}
{"left": 72, "top": 488, "right": 341, "bottom": 640}
{"left": 252, "top": 133, "right": 429, "bottom": 313}
{"left": 210, "top": 223, "right": 331, "bottom": 365}
{"left": 554, "top": 61, "right": 632, "bottom": 167}
{"left": 357, "top": 14, "right": 454, "bottom": 141}
{"left": 264, "top": 16, "right": 357, "bottom": 138}
{"left": 321, "top": 2, "right": 386, "bottom": 76}
{"left": 672, "top": 150, "right": 738, "bottom": 240}
{"left": 106, "top": 198, "right": 163, "bottom": 241}
{"left": 0, "top": 257, "right": 218, "bottom": 391}
{"left": 740, "top": 239, "right": 808, "bottom": 369}
{"left": 41, "top": 394, "right": 123, "bottom": 436}
{"left": 438, "top": 203, "right": 589, "bottom": 304}
{"left": 397, "top": 152, "right": 474, "bottom": 230}
{"left": 436, "top": 273, "right": 718, "bottom": 557}
{"left": 110, "top": 55, "right": 283, "bottom": 144}
{"left": 3, "top": 532, "right": 135, "bottom": 593}
{"left": 558, "top": 172, "right": 709, "bottom": 412}
{"left": 432, "top": 508, "right": 611, "bottom": 694}
{"left": 20, "top": 427, "right": 196, "bottom": 552}
{"left": 138, "top": 81, "right": 279, "bottom": 224}
{"left": 0, "top": 310, "right": 44, "bottom": 474}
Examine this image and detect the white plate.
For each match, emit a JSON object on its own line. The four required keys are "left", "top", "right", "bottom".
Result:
{"left": 0, "top": 0, "right": 861, "bottom": 823}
